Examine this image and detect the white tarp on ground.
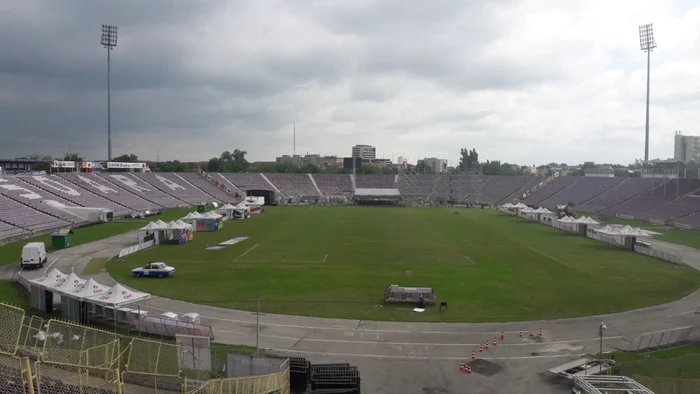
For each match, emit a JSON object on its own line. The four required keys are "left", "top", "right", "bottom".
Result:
{"left": 50, "top": 272, "right": 86, "bottom": 293}
{"left": 67, "top": 277, "right": 111, "bottom": 300}
{"left": 28, "top": 268, "right": 67, "bottom": 290}
{"left": 85, "top": 283, "right": 149, "bottom": 306}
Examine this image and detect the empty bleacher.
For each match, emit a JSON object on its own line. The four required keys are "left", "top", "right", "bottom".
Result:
{"left": 600, "top": 179, "right": 700, "bottom": 216}
{"left": 57, "top": 172, "right": 158, "bottom": 211}
{"left": 132, "top": 173, "right": 216, "bottom": 204}
{"left": 0, "top": 176, "right": 85, "bottom": 225}
{"left": 96, "top": 173, "right": 183, "bottom": 208}
{"left": 537, "top": 177, "right": 626, "bottom": 208}
{"left": 0, "top": 194, "right": 72, "bottom": 233}
{"left": 312, "top": 174, "right": 354, "bottom": 197}
{"left": 221, "top": 173, "right": 272, "bottom": 191}
{"left": 0, "top": 220, "right": 30, "bottom": 245}
{"left": 355, "top": 174, "right": 395, "bottom": 189}
{"left": 521, "top": 176, "right": 579, "bottom": 205}
{"left": 175, "top": 172, "right": 239, "bottom": 202}
{"left": 475, "top": 176, "right": 532, "bottom": 204}
{"left": 496, "top": 177, "right": 542, "bottom": 204}
{"left": 577, "top": 177, "right": 665, "bottom": 213}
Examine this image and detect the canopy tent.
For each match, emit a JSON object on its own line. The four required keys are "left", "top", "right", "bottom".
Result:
{"left": 85, "top": 283, "right": 150, "bottom": 307}
{"left": 558, "top": 216, "right": 577, "bottom": 223}
{"left": 535, "top": 207, "right": 553, "bottom": 214}
{"left": 501, "top": 202, "right": 515, "bottom": 208}
{"left": 513, "top": 203, "right": 528, "bottom": 209}
{"left": 140, "top": 221, "right": 162, "bottom": 230}
{"left": 139, "top": 220, "right": 193, "bottom": 245}
{"left": 50, "top": 272, "right": 86, "bottom": 293}
{"left": 574, "top": 216, "right": 599, "bottom": 225}
{"left": 182, "top": 212, "right": 203, "bottom": 220}
{"left": 28, "top": 268, "right": 67, "bottom": 291}
{"left": 67, "top": 277, "right": 112, "bottom": 300}
{"left": 154, "top": 220, "right": 168, "bottom": 227}
{"left": 218, "top": 203, "right": 236, "bottom": 210}
{"left": 520, "top": 206, "right": 536, "bottom": 213}
{"left": 201, "top": 211, "right": 222, "bottom": 219}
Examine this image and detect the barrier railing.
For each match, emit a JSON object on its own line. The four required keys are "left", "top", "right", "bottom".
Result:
{"left": 626, "top": 326, "right": 692, "bottom": 352}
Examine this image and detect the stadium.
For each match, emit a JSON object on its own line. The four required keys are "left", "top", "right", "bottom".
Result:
{"left": 1, "top": 166, "right": 700, "bottom": 393}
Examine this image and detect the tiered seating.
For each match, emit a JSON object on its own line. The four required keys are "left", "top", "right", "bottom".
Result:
{"left": 133, "top": 173, "right": 216, "bottom": 204}
{"left": 96, "top": 173, "right": 182, "bottom": 208}
{"left": 221, "top": 173, "right": 273, "bottom": 191}
{"left": 476, "top": 176, "right": 531, "bottom": 204}
{"left": 355, "top": 174, "right": 395, "bottom": 188}
{"left": 676, "top": 207, "right": 700, "bottom": 229}
{"left": 0, "top": 194, "right": 72, "bottom": 233}
{"left": 521, "top": 176, "right": 579, "bottom": 205}
{"left": 175, "top": 172, "right": 239, "bottom": 202}
{"left": 312, "top": 174, "right": 354, "bottom": 196}
{"left": 577, "top": 177, "right": 665, "bottom": 213}
{"left": 538, "top": 177, "right": 625, "bottom": 208}
{"left": 601, "top": 179, "right": 700, "bottom": 216}
{"left": 19, "top": 175, "right": 131, "bottom": 216}
{"left": 0, "top": 220, "right": 30, "bottom": 244}
{"left": 497, "top": 177, "right": 542, "bottom": 204}
{"left": 638, "top": 195, "right": 700, "bottom": 222}
{"left": 264, "top": 173, "right": 320, "bottom": 198}
{"left": 397, "top": 174, "right": 436, "bottom": 200}
{"left": 58, "top": 173, "right": 158, "bottom": 211}
{"left": 0, "top": 176, "right": 84, "bottom": 225}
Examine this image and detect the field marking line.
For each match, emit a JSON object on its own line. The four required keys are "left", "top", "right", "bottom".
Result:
{"left": 264, "top": 347, "right": 586, "bottom": 361}
{"left": 212, "top": 328, "right": 622, "bottom": 347}
{"left": 44, "top": 258, "right": 61, "bottom": 274}
{"left": 323, "top": 254, "right": 328, "bottom": 263}
{"left": 667, "top": 310, "right": 698, "bottom": 318}
{"left": 233, "top": 243, "right": 259, "bottom": 262}
{"left": 464, "top": 256, "right": 476, "bottom": 266}
{"left": 528, "top": 246, "right": 571, "bottom": 267}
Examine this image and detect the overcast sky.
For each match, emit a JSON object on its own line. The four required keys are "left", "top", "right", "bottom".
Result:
{"left": 1, "top": 0, "right": 699, "bottom": 166}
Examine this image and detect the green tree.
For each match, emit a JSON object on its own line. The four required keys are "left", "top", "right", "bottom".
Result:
{"left": 459, "top": 148, "right": 479, "bottom": 170}
{"left": 63, "top": 153, "right": 83, "bottom": 162}
{"left": 207, "top": 150, "right": 249, "bottom": 172}
{"left": 112, "top": 153, "right": 139, "bottom": 162}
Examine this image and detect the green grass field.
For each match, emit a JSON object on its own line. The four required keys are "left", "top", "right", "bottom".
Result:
{"left": 0, "top": 208, "right": 194, "bottom": 266}
{"left": 106, "top": 207, "right": 700, "bottom": 322}
{"left": 611, "top": 345, "right": 700, "bottom": 380}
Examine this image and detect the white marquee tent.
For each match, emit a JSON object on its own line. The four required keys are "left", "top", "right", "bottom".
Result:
{"left": 67, "top": 277, "right": 112, "bottom": 300}
{"left": 85, "top": 283, "right": 150, "bottom": 307}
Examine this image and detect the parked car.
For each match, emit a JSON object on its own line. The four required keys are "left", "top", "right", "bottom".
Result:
{"left": 131, "top": 262, "right": 175, "bottom": 278}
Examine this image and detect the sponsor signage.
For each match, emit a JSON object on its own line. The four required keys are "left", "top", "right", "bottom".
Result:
{"left": 81, "top": 161, "right": 102, "bottom": 169}
{"left": 107, "top": 162, "right": 146, "bottom": 169}
{"left": 50, "top": 160, "right": 76, "bottom": 168}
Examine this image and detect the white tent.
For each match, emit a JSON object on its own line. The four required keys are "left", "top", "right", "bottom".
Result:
{"left": 558, "top": 216, "right": 577, "bottom": 223}
{"left": 66, "top": 277, "right": 112, "bottom": 300}
{"left": 182, "top": 212, "right": 202, "bottom": 220}
{"left": 520, "top": 206, "right": 536, "bottom": 213}
{"left": 140, "top": 221, "right": 162, "bottom": 230}
{"left": 535, "top": 207, "right": 553, "bottom": 214}
{"left": 50, "top": 272, "right": 86, "bottom": 293}
{"left": 29, "top": 268, "right": 67, "bottom": 290}
{"left": 154, "top": 220, "right": 168, "bottom": 227}
{"left": 574, "top": 216, "right": 599, "bottom": 225}
{"left": 514, "top": 203, "right": 528, "bottom": 209}
{"left": 202, "top": 211, "right": 222, "bottom": 219}
{"left": 501, "top": 202, "right": 514, "bottom": 208}
{"left": 218, "top": 203, "right": 236, "bottom": 210}
{"left": 85, "top": 283, "right": 149, "bottom": 307}
{"left": 175, "top": 219, "right": 192, "bottom": 229}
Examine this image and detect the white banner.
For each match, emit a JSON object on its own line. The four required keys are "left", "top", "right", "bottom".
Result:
{"left": 107, "top": 162, "right": 146, "bottom": 169}
{"left": 81, "top": 161, "right": 102, "bottom": 169}
{"left": 51, "top": 161, "right": 76, "bottom": 168}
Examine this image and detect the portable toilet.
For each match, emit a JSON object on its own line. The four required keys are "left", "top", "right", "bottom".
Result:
{"left": 51, "top": 228, "right": 74, "bottom": 249}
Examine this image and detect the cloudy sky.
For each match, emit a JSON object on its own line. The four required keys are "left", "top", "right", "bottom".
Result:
{"left": 1, "top": 0, "right": 699, "bottom": 166}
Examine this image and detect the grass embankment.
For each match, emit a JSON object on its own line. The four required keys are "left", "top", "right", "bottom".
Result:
{"left": 107, "top": 207, "right": 700, "bottom": 322}
{"left": 0, "top": 208, "right": 193, "bottom": 267}
{"left": 611, "top": 345, "right": 700, "bottom": 380}
{"left": 587, "top": 213, "right": 700, "bottom": 250}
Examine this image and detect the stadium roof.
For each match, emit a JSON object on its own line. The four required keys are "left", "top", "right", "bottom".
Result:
{"left": 354, "top": 188, "right": 401, "bottom": 197}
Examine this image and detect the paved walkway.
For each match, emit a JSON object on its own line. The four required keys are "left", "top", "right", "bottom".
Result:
{"left": 7, "top": 232, "right": 700, "bottom": 394}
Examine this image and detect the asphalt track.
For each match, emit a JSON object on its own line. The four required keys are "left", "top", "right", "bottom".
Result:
{"left": 5, "top": 231, "right": 700, "bottom": 394}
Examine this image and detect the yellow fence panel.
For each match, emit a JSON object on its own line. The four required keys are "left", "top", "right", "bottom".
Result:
{"left": 41, "top": 319, "right": 120, "bottom": 370}
{"left": 127, "top": 338, "right": 182, "bottom": 377}
{"left": 0, "top": 354, "right": 30, "bottom": 394}
{"left": 0, "top": 303, "right": 25, "bottom": 356}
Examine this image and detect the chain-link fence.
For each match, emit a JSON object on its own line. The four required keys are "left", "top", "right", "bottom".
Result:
{"left": 627, "top": 327, "right": 693, "bottom": 352}
{"left": 40, "top": 319, "right": 121, "bottom": 370}
{"left": 631, "top": 375, "right": 700, "bottom": 394}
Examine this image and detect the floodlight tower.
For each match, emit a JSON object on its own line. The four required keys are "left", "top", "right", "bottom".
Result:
{"left": 101, "top": 24, "right": 118, "bottom": 160}
{"left": 639, "top": 23, "right": 657, "bottom": 162}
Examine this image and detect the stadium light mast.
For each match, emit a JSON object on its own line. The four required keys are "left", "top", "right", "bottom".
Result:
{"left": 639, "top": 23, "right": 657, "bottom": 162}
{"left": 101, "top": 24, "right": 118, "bottom": 161}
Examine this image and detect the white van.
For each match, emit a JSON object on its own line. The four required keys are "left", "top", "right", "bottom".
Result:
{"left": 21, "top": 242, "right": 47, "bottom": 269}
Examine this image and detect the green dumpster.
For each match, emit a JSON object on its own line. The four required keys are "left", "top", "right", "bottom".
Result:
{"left": 51, "top": 228, "right": 74, "bottom": 250}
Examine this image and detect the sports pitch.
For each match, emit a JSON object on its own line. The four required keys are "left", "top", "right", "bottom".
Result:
{"left": 107, "top": 206, "right": 700, "bottom": 323}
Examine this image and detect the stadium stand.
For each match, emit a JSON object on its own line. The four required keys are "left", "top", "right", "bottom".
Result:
{"left": 537, "top": 177, "right": 626, "bottom": 208}
{"left": 262, "top": 173, "right": 321, "bottom": 199}
{"left": 175, "top": 172, "right": 239, "bottom": 202}
{"left": 473, "top": 175, "right": 532, "bottom": 204}
{"left": 521, "top": 176, "right": 579, "bottom": 205}
{"left": 577, "top": 177, "right": 666, "bottom": 213}
{"left": 132, "top": 173, "right": 219, "bottom": 204}
{"left": 312, "top": 174, "right": 354, "bottom": 197}
{"left": 0, "top": 194, "right": 72, "bottom": 233}
{"left": 221, "top": 173, "right": 273, "bottom": 191}
{"left": 96, "top": 173, "right": 183, "bottom": 208}
{"left": 0, "top": 219, "right": 30, "bottom": 245}
{"left": 676, "top": 205, "right": 700, "bottom": 228}
{"left": 19, "top": 175, "right": 132, "bottom": 216}
{"left": 496, "top": 177, "right": 543, "bottom": 204}
{"left": 57, "top": 172, "right": 159, "bottom": 211}
{"left": 637, "top": 195, "right": 700, "bottom": 222}
{"left": 355, "top": 174, "right": 395, "bottom": 189}
{"left": 600, "top": 179, "right": 700, "bottom": 216}
{"left": 0, "top": 176, "right": 85, "bottom": 225}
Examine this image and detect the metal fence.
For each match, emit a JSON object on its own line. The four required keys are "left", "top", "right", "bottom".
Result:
{"left": 632, "top": 375, "right": 700, "bottom": 394}
{"left": 627, "top": 327, "right": 693, "bottom": 352}
{"left": 0, "top": 302, "right": 290, "bottom": 394}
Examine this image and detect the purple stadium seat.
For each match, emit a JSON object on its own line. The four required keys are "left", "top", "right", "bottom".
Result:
{"left": 0, "top": 194, "right": 72, "bottom": 234}
{"left": 264, "top": 173, "right": 321, "bottom": 198}
{"left": 497, "top": 177, "right": 544, "bottom": 204}
{"left": 57, "top": 173, "right": 159, "bottom": 211}
{"left": 312, "top": 174, "right": 353, "bottom": 196}
{"left": 476, "top": 176, "right": 532, "bottom": 204}
{"left": 0, "top": 217, "right": 31, "bottom": 244}
{"left": 221, "top": 173, "right": 274, "bottom": 191}
{"left": 577, "top": 177, "right": 666, "bottom": 213}
{"left": 133, "top": 173, "right": 218, "bottom": 204}
{"left": 19, "top": 175, "right": 131, "bottom": 216}
{"left": 355, "top": 174, "right": 395, "bottom": 189}
{"left": 175, "top": 172, "right": 239, "bottom": 202}
{"left": 637, "top": 195, "right": 700, "bottom": 222}
{"left": 95, "top": 173, "right": 183, "bottom": 208}
{"left": 600, "top": 179, "right": 700, "bottom": 216}
{"left": 0, "top": 176, "right": 85, "bottom": 225}
{"left": 537, "top": 177, "right": 626, "bottom": 208}
{"left": 520, "top": 176, "right": 579, "bottom": 205}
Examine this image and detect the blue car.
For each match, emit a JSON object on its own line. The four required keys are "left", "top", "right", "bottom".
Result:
{"left": 132, "top": 261, "right": 175, "bottom": 278}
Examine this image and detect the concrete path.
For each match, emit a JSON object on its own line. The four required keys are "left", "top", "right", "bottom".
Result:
{"left": 7, "top": 231, "right": 700, "bottom": 394}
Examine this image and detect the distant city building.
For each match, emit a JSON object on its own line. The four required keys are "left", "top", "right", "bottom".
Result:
{"left": 417, "top": 157, "right": 448, "bottom": 173}
{"left": 674, "top": 131, "right": 700, "bottom": 162}
{"left": 275, "top": 154, "right": 341, "bottom": 167}
{"left": 351, "top": 144, "right": 376, "bottom": 160}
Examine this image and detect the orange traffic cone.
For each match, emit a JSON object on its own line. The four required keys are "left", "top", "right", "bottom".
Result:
{"left": 479, "top": 343, "right": 484, "bottom": 353}
{"left": 493, "top": 337, "right": 497, "bottom": 346}
{"left": 501, "top": 332, "right": 505, "bottom": 340}
{"left": 472, "top": 350, "right": 477, "bottom": 360}
{"left": 485, "top": 341, "right": 490, "bottom": 349}
{"left": 539, "top": 328, "right": 543, "bottom": 337}
{"left": 519, "top": 329, "right": 523, "bottom": 338}
{"left": 466, "top": 365, "right": 472, "bottom": 374}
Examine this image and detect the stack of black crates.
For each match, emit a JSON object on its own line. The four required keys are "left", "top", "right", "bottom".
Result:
{"left": 267, "top": 356, "right": 361, "bottom": 393}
